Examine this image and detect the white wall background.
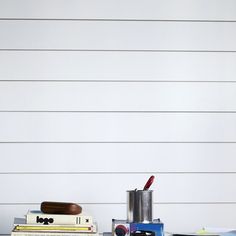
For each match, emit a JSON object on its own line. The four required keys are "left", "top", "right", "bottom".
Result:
{"left": 1, "top": 0, "right": 236, "bottom": 234}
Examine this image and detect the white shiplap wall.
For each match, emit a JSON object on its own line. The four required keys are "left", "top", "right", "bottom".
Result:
{"left": 1, "top": 0, "right": 236, "bottom": 234}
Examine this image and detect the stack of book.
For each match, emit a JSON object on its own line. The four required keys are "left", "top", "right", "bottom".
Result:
{"left": 11, "top": 210, "right": 98, "bottom": 236}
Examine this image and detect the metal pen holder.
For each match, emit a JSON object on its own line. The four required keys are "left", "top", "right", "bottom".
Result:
{"left": 127, "top": 190, "right": 153, "bottom": 223}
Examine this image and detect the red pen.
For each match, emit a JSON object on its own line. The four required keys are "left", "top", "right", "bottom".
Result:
{"left": 143, "top": 175, "right": 155, "bottom": 190}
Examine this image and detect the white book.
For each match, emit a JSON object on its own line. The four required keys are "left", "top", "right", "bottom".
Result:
{"left": 14, "top": 218, "right": 97, "bottom": 233}
{"left": 11, "top": 232, "right": 99, "bottom": 236}
{"left": 26, "top": 211, "right": 93, "bottom": 225}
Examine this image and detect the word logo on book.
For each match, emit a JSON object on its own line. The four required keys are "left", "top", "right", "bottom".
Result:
{"left": 36, "top": 216, "right": 54, "bottom": 225}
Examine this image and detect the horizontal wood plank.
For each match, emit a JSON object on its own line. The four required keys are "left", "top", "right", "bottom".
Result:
{"left": 1, "top": 51, "right": 236, "bottom": 81}
{"left": 0, "top": 113, "right": 236, "bottom": 142}
{"left": 0, "top": 0, "right": 236, "bottom": 20}
{"left": 0, "top": 173, "right": 236, "bottom": 203}
{"left": 1, "top": 203, "right": 236, "bottom": 234}
{"left": 1, "top": 82, "right": 236, "bottom": 111}
{"left": 0, "top": 21, "right": 236, "bottom": 50}
{"left": 1, "top": 143, "right": 236, "bottom": 172}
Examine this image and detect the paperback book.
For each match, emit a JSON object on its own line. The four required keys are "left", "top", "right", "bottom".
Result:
{"left": 11, "top": 232, "right": 99, "bottom": 236}
{"left": 14, "top": 218, "right": 97, "bottom": 233}
{"left": 26, "top": 211, "right": 93, "bottom": 225}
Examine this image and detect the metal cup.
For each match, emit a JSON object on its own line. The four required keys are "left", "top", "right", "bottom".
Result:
{"left": 127, "top": 190, "right": 153, "bottom": 223}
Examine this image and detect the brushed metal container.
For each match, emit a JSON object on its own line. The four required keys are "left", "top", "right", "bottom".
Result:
{"left": 127, "top": 190, "right": 153, "bottom": 223}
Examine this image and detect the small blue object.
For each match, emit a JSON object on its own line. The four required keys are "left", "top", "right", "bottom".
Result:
{"left": 130, "top": 221, "right": 164, "bottom": 236}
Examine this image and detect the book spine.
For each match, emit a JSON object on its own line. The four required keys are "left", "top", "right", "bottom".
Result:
{"left": 26, "top": 214, "right": 92, "bottom": 225}
{"left": 14, "top": 223, "right": 97, "bottom": 232}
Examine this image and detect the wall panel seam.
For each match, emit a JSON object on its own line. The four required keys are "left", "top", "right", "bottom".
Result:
{"left": 1, "top": 49, "right": 236, "bottom": 53}
{"left": 0, "top": 111, "right": 236, "bottom": 113}
{"left": 0, "top": 172, "right": 236, "bottom": 174}
{"left": 0, "top": 141, "right": 236, "bottom": 144}
{"left": 1, "top": 18, "right": 236, "bottom": 23}
{"left": 2, "top": 80, "right": 236, "bottom": 83}
{"left": 0, "top": 202, "right": 236, "bottom": 205}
